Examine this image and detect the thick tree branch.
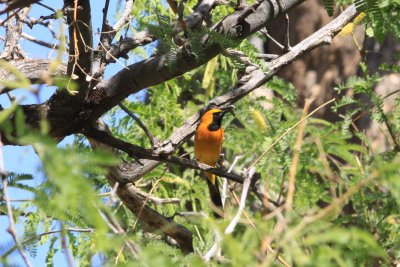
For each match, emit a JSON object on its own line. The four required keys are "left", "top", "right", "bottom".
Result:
{"left": 87, "top": 0, "right": 305, "bottom": 119}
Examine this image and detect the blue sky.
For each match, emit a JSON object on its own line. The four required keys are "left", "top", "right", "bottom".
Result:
{"left": 0, "top": 1, "right": 151, "bottom": 266}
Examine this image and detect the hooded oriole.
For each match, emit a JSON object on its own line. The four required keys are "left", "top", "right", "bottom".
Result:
{"left": 194, "top": 106, "right": 233, "bottom": 217}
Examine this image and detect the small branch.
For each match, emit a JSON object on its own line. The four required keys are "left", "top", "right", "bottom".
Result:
{"left": 36, "top": 2, "right": 56, "bottom": 12}
{"left": 222, "top": 155, "right": 242, "bottom": 206}
{"left": 101, "top": 0, "right": 111, "bottom": 36}
{"left": 225, "top": 168, "right": 254, "bottom": 234}
{"left": 60, "top": 224, "right": 75, "bottom": 267}
{"left": 112, "top": 0, "right": 134, "bottom": 33}
{"left": 205, "top": 168, "right": 255, "bottom": 261}
{"left": 118, "top": 103, "right": 158, "bottom": 147}
{"left": 256, "top": 53, "right": 279, "bottom": 60}
{"left": 285, "top": 98, "right": 313, "bottom": 211}
{"left": 97, "top": 209, "right": 139, "bottom": 257}
{"left": 260, "top": 28, "right": 284, "bottom": 50}
{"left": 21, "top": 32, "right": 60, "bottom": 50}
{"left": 134, "top": 187, "right": 181, "bottom": 205}
{"left": 108, "top": 181, "right": 119, "bottom": 206}
{"left": 18, "top": 13, "right": 56, "bottom": 28}
{"left": 283, "top": 14, "right": 291, "bottom": 51}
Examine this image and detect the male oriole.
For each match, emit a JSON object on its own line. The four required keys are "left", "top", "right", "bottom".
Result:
{"left": 194, "top": 106, "right": 234, "bottom": 217}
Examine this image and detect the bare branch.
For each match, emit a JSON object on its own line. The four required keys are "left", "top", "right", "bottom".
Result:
{"left": 134, "top": 187, "right": 181, "bottom": 205}
{"left": 21, "top": 32, "right": 60, "bottom": 50}
{"left": 225, "top": 168, "right": 254, "bottom": 234}
{"left": 118, "top": 103, "right": 158, "bottom": 147}
{"left": 0, "top": 7, "right": 30, "bottom": 60}
{"left": 112, "top": 0, "right": 134, "bottom": 32}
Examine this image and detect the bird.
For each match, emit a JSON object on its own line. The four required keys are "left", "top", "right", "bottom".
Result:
{"left": 194, "top": 105, "right": 234, "bottom": 217}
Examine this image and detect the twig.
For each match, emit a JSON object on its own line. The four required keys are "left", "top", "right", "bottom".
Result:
{"left": 194, "top": 225, "right": 205, "bottom": 246}
{"left": 118, "top": 103, "right": 158, "bottom": 147}
{"left": 101, "top": 0, "right": 111, "bottom": 36}
{"left": 134, "top": 188, "right": 181, "bottom": 205}
{"left": 256, "top": 53, "right": 279, "bottom": 60}
{"left": 203, "top": 228, "right": 222, "bottom": 261}
{"left": 285, "top": 98, "right": 313, "bottom": 211}
{"left": 249, "top": 98, "right": 335, "bottom": 169}
{"left": 60, "top": 224, "right": 75, "bottom": 267}
{"left": 222, "top": 155, "right": 242, "bottom": 206}
{"left": 1, "top": 135, "right": 33, "bottom": 267}
{"left": 229, "top": 189, "right": 255, "bottom": 228}
{"left": 108, "top": 181, "right": 119, "bottom": 206}
{"left": 283, "top": 14, "right": 291, "bottom": 51}
{"left": 97, "top": 209, "right": 139, "bottom": 263}
{"left": 131, "top": 169, "right": 167, "bottom": 230}
{"left": 36, "top": 2, "right": 56, "bottom": 12}
{"left": 261, "top": 28, "right": 284, "bottom": 50}
{"left": 225, "top": 168, "right": 254, "bottom": 234}
{"left": 21, "top": 32, "right": 60, "bottom": 50}
{"left": 204, "top": 168, "right": 255, "bottom": 261}
{"left": 112, "top": 0, "right": 134, "bottom": 32}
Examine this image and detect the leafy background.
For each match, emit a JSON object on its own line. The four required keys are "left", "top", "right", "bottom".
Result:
{"left": 1, "top": 0, "right": 400, "bottom": 266}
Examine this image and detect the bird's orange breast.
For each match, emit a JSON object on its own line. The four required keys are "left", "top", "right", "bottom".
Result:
{"left": 194, "top": 123, "right": 224, "bottom": 167}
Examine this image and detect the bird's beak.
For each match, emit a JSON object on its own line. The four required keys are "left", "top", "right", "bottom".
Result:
{"left": 220, "top": 105, "right": 235, "bottom": 116}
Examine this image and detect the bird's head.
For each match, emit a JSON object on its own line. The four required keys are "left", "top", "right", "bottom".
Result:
{"left": 200, "top": 105, "right": 235, "bottom": 131}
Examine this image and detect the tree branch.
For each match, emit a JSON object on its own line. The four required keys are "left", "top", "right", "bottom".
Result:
{"left": 118, "top": 103, "right": 158, "bottom": 147}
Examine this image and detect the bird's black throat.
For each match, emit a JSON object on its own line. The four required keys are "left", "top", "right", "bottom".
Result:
{"left": 207, "top": 112, "right": 226, "bottom": 131}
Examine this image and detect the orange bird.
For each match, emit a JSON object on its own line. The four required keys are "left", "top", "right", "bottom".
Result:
{"left": 194, "top": 106, "right": 234, "bottom": 216}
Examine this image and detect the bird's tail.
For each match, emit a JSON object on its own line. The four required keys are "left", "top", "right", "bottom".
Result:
{"left": 205, "top": 172, "right": 223, "bottom": 218}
